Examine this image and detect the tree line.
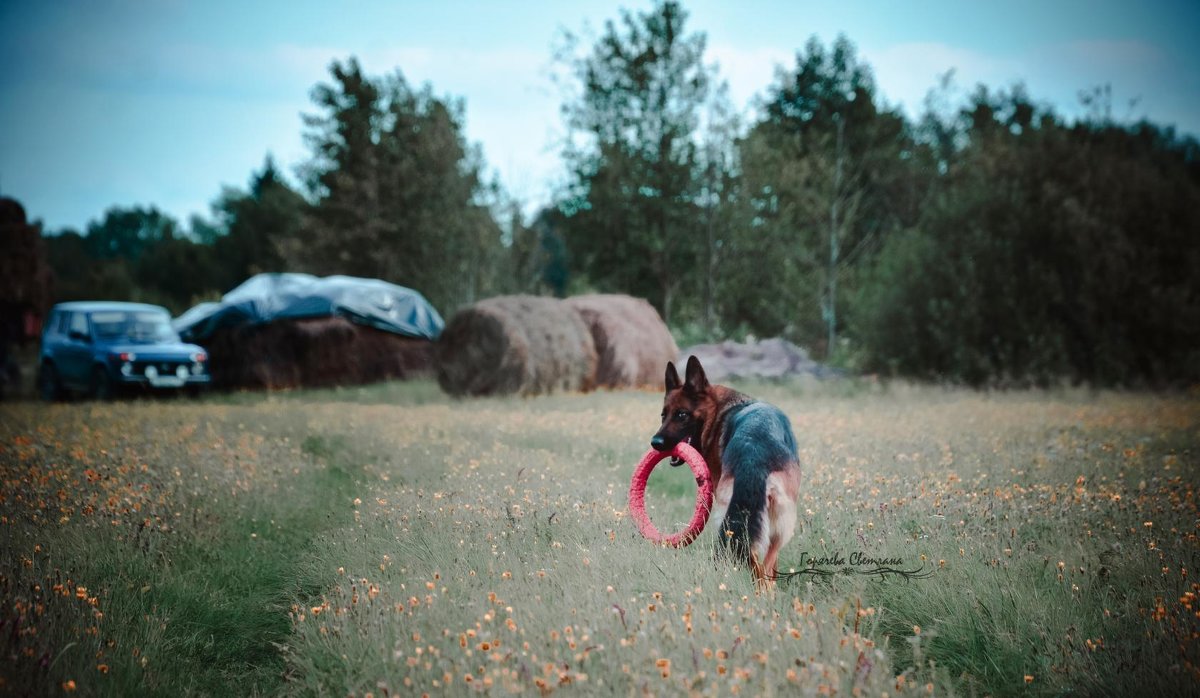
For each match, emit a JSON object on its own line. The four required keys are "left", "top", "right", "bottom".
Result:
{"left": 38, "top": 2, "right": 1200, "bottom": 387}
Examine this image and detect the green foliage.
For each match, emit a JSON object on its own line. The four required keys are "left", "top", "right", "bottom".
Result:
{"left": 291, "top": 57, "right": 509, "bottom": 313}
{"left": 548, "top": 17, "right": 1200, "bottom": 386}
{"left": 82, "top": 205, "right": 177, "bottom": 261}
{"left": 511, "top": 206, "right": 571, "bottom": 297}
{"left": 208, "top": 156, "right": 306, "bottom": 292}
{"left": 731, "top": 35, "right": 915, "bottom": 352}
{"left": 854, "top": 85, "right": 1200, "bottom": 386}
{"left": 133, "top": 237, "right": 222, "bottom": 310}
{"left": 44, "top": 209, "right": 221, "bottom": 314}
{"left": 556, "top": 1, "right": 719, "bottom": 324}
{"left": 40, "top": 59, "right": 515, "bottom": 318}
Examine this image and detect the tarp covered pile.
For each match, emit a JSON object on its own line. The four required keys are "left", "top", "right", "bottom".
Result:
{"left": 175, "top": 273, "right": 443, "bottom": 342}
{"left": 175, "top": 273, "right": 443, "bottom": 390}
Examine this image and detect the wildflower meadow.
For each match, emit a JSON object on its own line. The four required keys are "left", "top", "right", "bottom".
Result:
{"left": 1, "top": 381, "right": 1197, "bottom": 696}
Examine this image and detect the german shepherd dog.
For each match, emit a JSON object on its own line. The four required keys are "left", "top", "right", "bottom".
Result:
{"left": 651, "top": 356, "right": 801, "bottom": 584}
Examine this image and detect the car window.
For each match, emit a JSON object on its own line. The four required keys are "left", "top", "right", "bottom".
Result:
{"left": 91, "top": 311, "right": 179, "bottom": 342}
{"left": 90, "top": 312, "right": 127, "bottom": 339}
{"left": 68, "top": 312, "right": 89, "bottom": 337}
{"left": 130, "top": 312, "right": 178, "bottom": 341}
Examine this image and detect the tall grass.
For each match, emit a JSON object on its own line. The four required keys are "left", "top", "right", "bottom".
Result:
{"left": 1, "top": 382, "right": 1196, "bottom": 695}
{"left": 0, "top": 405, "right": 370, "bottom": 695}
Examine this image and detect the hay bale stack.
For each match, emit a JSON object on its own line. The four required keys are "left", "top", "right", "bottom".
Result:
{"left": 202, "top": 317, "right": 434, "bottom": 390}
{"left": 565, "top": 294, "right": 678, "bottom": 389}
{"left": 436, "top": 295, "right": 597, "bottom": 397}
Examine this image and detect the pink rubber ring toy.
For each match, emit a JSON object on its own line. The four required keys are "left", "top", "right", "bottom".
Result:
{"left": 628, "top": 441, "right": 714, "bottom": 547}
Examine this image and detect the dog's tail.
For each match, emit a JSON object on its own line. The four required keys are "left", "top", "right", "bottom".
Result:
{"left": 716, "top": 461, "right": 769, "bottom": 571}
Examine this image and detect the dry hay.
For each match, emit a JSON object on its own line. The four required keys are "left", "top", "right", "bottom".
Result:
{"left": 200, "top": 316, "right": 433, "bottom": 390}
{"left": 436, "top": 295, "right": 597, "bottom": 397}
{"left": 564, "top": 294, "right": 678, "bottom": 389}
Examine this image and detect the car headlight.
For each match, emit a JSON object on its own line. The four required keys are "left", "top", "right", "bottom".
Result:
{"left": 176, "top": 365, "right": 189, "bottom": 379}
{"left": 145, "top": 365, "right": 158, "bottom": 379}
{"left": 120, "top": 362, "right": 133, "bottom": 376}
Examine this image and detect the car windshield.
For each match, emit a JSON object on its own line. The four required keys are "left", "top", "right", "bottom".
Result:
{"left": 90, "top": 311, "right": 180, "bottom": 343}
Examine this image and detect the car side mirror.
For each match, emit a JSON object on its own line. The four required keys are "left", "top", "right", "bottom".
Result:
{"left": 69, "top": 330, "right": 91, "bottom": 343}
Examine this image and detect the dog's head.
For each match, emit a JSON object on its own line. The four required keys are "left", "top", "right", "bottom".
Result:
{"left": 651, "top": 356, "right": 711, "bottom": 464}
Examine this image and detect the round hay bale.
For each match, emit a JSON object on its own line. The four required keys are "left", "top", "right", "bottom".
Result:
{"left": 200, "top": 317, "right": 433, "bottom": 390}
{"left": 436, "top": 295, "right": 597, "bottom": 397}
{"left": 565, "top": 294, "right": 679, "bottom": 389}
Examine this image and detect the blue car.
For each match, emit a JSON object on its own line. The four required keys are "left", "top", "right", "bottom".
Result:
{"left": 38, "top": 301, "right": 211, "bottom": 400}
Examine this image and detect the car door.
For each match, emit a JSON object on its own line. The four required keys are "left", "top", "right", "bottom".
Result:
{"left": 58, "top": 311, "right": 94, "bottom": 389}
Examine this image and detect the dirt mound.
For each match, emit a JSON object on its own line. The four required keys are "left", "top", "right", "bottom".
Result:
{"left": 679, "top": 338, "right": 842, "bottom": 381}
{"left": 564, "top": 294, "right": 677, "bottom": 389}
{"left": 436, "top": 295, "right": 597, "bottom": 397}
{"left": 202, "top": 316, "right": 434, "bottom": 390}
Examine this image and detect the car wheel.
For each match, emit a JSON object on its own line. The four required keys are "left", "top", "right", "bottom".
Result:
{"left": 39, "top": 363, "right": 63, "bottom": 402}
{"left": 91, "top": 367, "right": 116, "bottom": 401}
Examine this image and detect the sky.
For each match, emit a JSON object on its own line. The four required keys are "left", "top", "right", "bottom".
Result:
{"left": 2, "top": 0, "right": 1198, "bottom": 234}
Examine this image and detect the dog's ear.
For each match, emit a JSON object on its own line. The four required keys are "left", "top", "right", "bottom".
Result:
{"left": 665, "top": 361, "right": 681, "bottom": 393}
{"left": 684, "top": 355, "right": 709, "bottom": 394}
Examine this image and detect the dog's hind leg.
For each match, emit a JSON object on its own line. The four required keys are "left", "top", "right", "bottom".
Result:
{"left": 708, "top": 474, "right": 734, "bottom": 543}
{"left": 761, "top": 468, "right": 801, "bottom": 581}
{"left": 750, "top": 494, "right": 777, "bottom": 588}
{"left": 750, "top": 521, "right": 772, "bottom": 587}
{"left": 711, "top": 475, "right": 764, "bottom": 581}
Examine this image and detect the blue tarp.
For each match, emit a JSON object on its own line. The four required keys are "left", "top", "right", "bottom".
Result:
{"left": 174, "top": 273, "right": 444, "bottom": 342}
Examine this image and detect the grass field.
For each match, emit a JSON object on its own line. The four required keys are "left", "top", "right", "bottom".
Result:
{"left": 1, "top": 379, "right": 1197, "bottom": 696}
